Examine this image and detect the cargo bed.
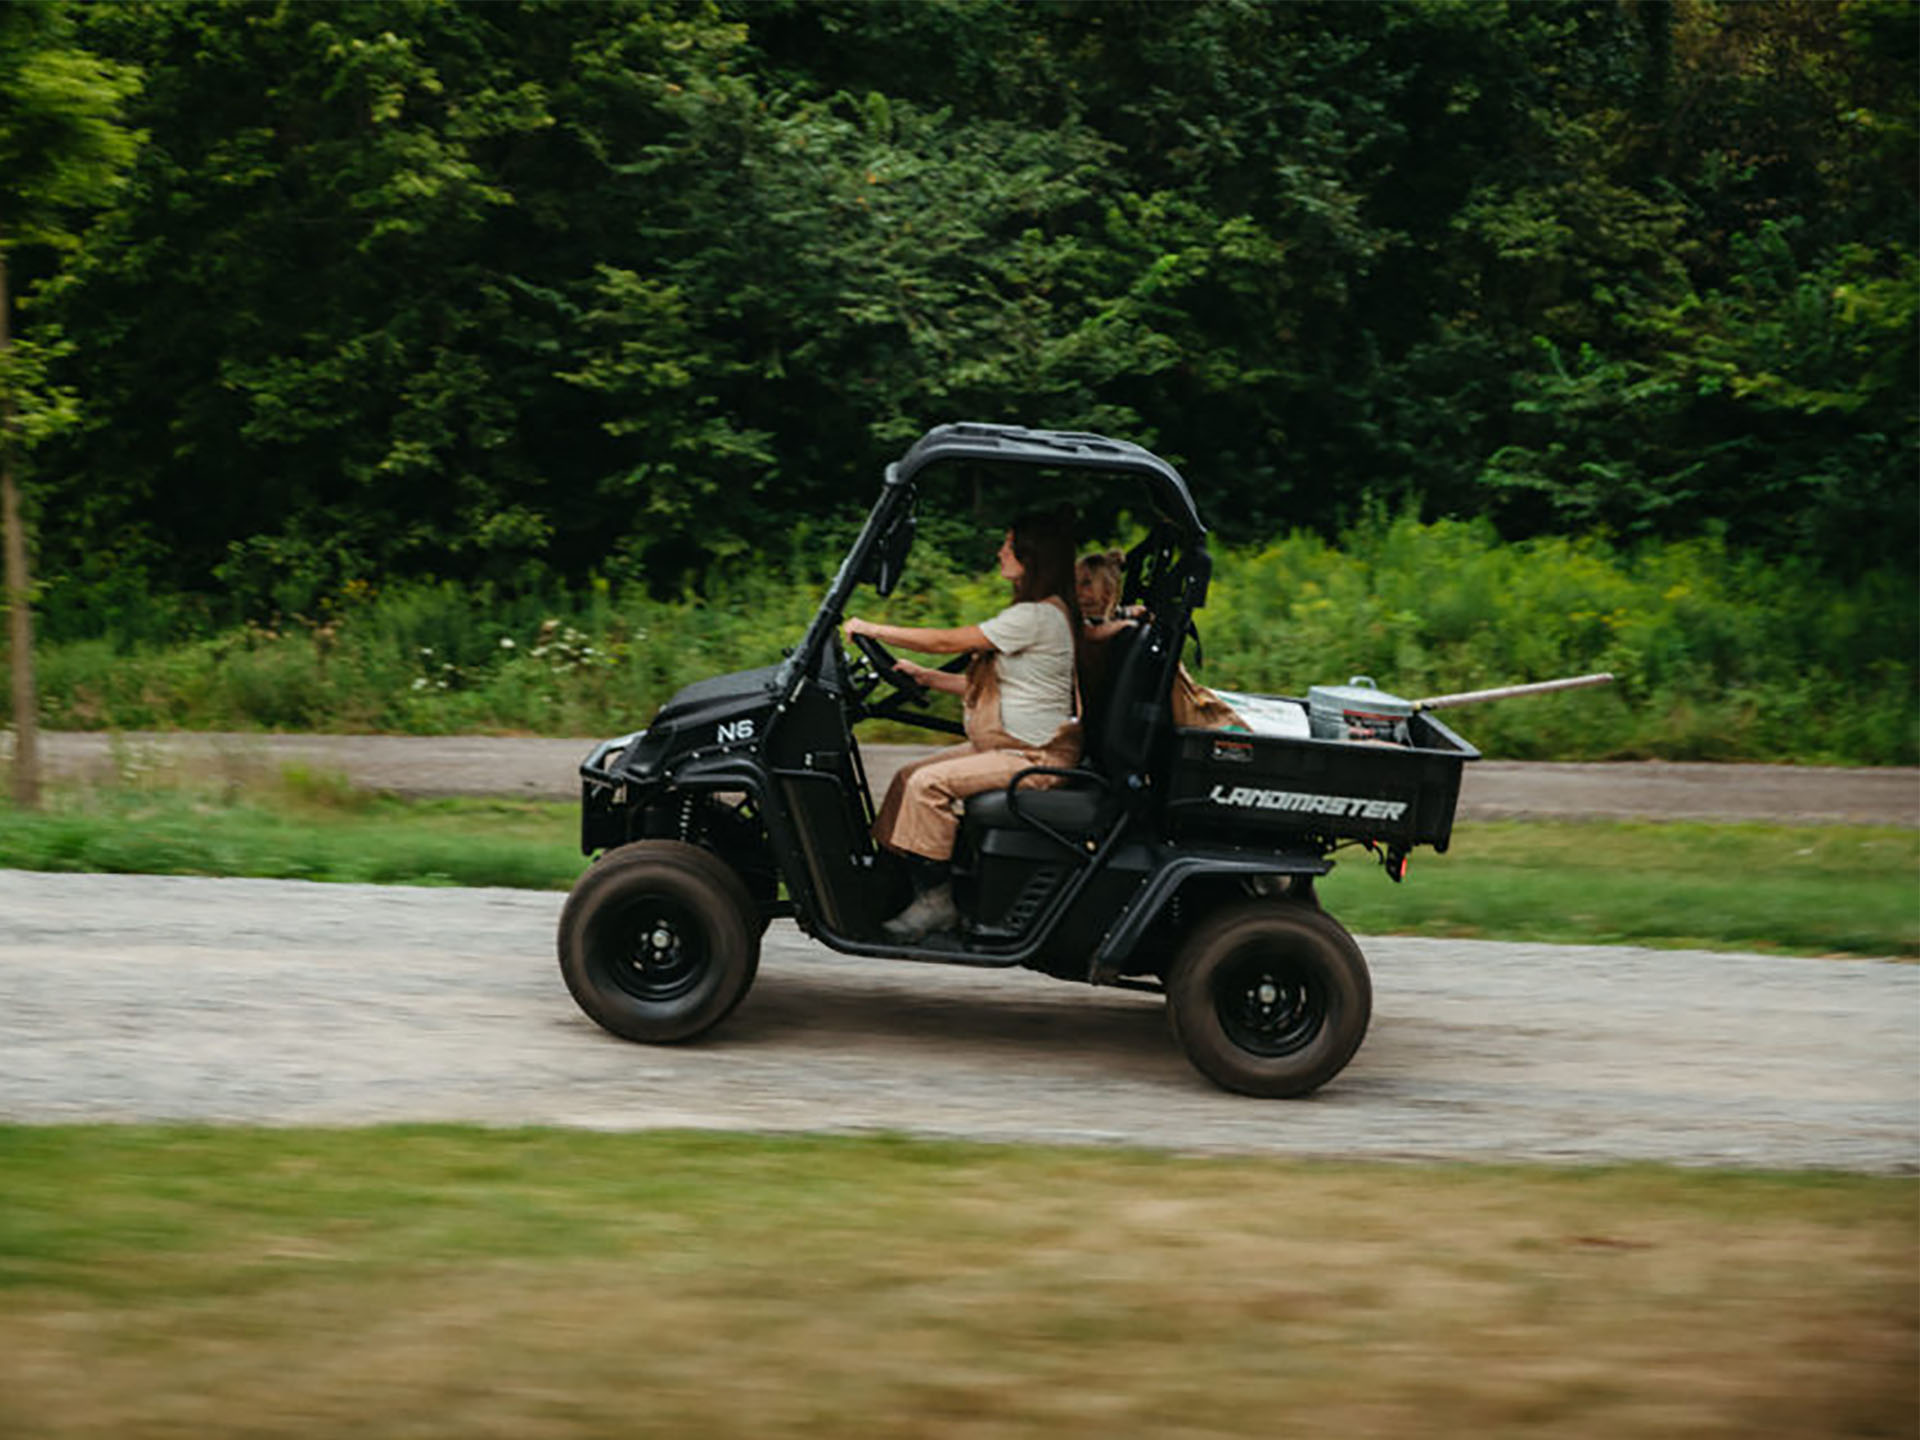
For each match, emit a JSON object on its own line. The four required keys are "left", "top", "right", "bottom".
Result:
{"left": 1165, "top": 696, "right": 1479, "bottom": 853}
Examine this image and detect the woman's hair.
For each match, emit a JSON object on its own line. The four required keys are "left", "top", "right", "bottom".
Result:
{"left": 1007, "top": 505, "right": 1078, "bottom": 623}
{"left": 1076, "top": 548, "right": 1125, "bottom": 620}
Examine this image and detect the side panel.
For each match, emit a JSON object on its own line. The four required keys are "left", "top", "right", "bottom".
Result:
{"left": 961, "top": 827, "right": 1150, "bottom": 948}
{"left": 765, "top": 685, "right": 905, "bottom": 939}
{"left": 1162, "top": 711, "right": 1474, "bottom": 852}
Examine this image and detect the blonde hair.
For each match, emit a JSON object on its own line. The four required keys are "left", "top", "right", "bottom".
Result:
{"left": 1076, "top": 548, "right": 1125, "bottom": 620}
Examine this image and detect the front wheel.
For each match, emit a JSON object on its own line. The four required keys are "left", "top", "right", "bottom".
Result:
{"left": 558, "top": 841, "right": 760, "bottom": 1044}
{"left": 1165, "top": 901, "right": 1371, "bottom": 1098}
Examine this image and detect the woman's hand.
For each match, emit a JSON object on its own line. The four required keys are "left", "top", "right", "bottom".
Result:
{"left": 840, "top": 616, "right": 991, "bottom": 656}
{"left": 899, "top": 657, "right": 969, "bottom": 696}
{"left": 895, "top": 657, "right": 949, "bottom": 684}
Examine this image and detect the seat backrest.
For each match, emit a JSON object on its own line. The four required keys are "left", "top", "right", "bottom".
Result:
{"left": 1083, "top": 619, "right": 1176, "bottom": 782}
{"left": 1075, "top": 623, "right": 1126, "bottom": 766}
{"left": 1081, "top": 523, "right": 1200, "bottom": 784}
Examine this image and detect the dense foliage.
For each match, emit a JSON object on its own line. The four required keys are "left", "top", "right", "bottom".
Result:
{"left": 0, "top": 0, "right": 1908, "bottom": 639}
{"left": 26, "top": 516, "right": 1917, "bottom": 764}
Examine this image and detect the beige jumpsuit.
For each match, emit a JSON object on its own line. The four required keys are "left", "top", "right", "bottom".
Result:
{"left": 872, "top": 616, "right": 1082, "bottom": 862}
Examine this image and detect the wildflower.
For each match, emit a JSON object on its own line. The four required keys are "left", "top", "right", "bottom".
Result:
{"left": 500, "top": 637, "right": 516, "bottom": 650}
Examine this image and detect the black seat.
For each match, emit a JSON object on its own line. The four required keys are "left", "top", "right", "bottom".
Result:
{"left": 1086, "top": 616, "right": 1176, "bottom": 782}
{"left": 963, "top": 784, "right": 1118, "bottom": 835}
{"left": 1077, "top": 621, "right": 1133, "bottom": 767}
{"left": 960, "top": 615, "right": 1175, "bottom": 842}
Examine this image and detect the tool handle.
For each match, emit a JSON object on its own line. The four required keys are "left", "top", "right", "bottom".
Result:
{"left": 1412, "top": 672, "right": 1615, "bottom": 711}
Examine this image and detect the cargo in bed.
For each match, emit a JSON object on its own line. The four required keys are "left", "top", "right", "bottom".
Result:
{"left": 1166, "top": 691, "right": 1480, "bottom": 855}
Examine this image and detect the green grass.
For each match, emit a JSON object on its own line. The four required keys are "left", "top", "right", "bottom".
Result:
{"left": 1319, "top": 820, "right": 1920, "bottom": 957}
{"left": 0, "top": 774, "right": 1913, "bottom": 957}
{"left": 0, "top": 1126, "right": 1911, "bottom": 1439}
{"left": 0, "top": 776, "right": 583, "bottom": 891}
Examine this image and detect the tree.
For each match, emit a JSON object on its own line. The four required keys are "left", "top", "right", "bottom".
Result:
{"left": 0, "top": 0, "right": 141, "bottom": 806}
{"left": 49, "top": 1, "right": 752, "bottom": 613}
{"left": 17, "top": 0, "right": 1913, "bottom": 617}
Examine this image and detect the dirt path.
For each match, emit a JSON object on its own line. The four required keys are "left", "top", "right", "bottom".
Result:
{"left": 2, "top": 870, "right": 1913, "bottom": 1172}
{"left": 24, "top": 730, "right": 1920, "bottom": 825}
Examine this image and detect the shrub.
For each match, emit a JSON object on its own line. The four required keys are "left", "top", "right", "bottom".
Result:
{"left": 12, "top": 520, "right": 1915, "bottom": 764}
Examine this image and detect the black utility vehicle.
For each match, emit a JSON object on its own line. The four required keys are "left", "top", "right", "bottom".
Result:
{"left": 560, "top": 423, "right": 1478, "bottom": 1096}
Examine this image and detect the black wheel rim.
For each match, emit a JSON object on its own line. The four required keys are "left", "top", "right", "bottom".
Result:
{"left": 592, "top": 897, "right": 709, "bottom": 1004}
{"left": 1213, "top": 945, "right": 1327, "bottom": 1057}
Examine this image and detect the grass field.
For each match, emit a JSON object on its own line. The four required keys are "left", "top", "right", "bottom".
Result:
{"left": 0, "top": 770, "right": 1913, "bottom": 957}
{"left": 1317, "top": 819, "right": 1920, "bottom": 957}
{"left": 1, "top": 777, "right": 1912, "bottom": 1438}
{"left": 0, "top": 1127, "right": 1912, "bottom": 1440}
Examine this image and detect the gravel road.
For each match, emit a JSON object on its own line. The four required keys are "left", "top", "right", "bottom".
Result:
{"left": 3, "top": 870, "right": 1913, "bottom": 1172}
{"left": 26, "top": 729, "right": 1920, "bottom": 825}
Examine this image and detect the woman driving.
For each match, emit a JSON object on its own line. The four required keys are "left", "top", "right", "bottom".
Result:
{"left": 843, "top": 507, "right": 1081, "bottom": 941}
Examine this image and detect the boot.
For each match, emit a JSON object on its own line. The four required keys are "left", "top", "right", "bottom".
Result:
{"left": 881, "top": 881, "right": 957, "bottom": 943}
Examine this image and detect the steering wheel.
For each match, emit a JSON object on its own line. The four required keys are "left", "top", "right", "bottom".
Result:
{"left": 847, "top": 629, "right": 928, "bottom": 704}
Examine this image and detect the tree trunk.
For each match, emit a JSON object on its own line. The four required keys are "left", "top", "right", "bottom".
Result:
{"left": 0, "top": 247, "right": 41, "bottom": 810}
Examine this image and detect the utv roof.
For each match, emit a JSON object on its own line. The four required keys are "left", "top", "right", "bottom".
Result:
{"left": 889, "top": 423, "right": 1206, "bottom": 538}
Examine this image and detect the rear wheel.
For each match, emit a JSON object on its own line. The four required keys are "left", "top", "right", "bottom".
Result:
{"left": 558, "top": 841, "right": 759, "bottom": 1043}
{"left": 1166, "top": 901, "right": 1371, "bottom": 1098}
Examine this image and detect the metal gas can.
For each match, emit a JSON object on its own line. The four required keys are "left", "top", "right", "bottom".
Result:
{"left": 1307, "top": 676, "right": 1415, "bottom": 743}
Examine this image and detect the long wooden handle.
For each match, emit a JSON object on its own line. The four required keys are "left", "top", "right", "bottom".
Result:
{"left": 1413, "top": 672, "right": 1615, "bottom": 711}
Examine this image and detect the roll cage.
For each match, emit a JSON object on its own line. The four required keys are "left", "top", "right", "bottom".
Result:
{"left": 776, "top": 422, "right": 1212, "bottom": 718}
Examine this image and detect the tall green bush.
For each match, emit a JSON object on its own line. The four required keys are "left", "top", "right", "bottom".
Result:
{"left": 15, "top": 518, "right": 1915, "bottom": 765}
